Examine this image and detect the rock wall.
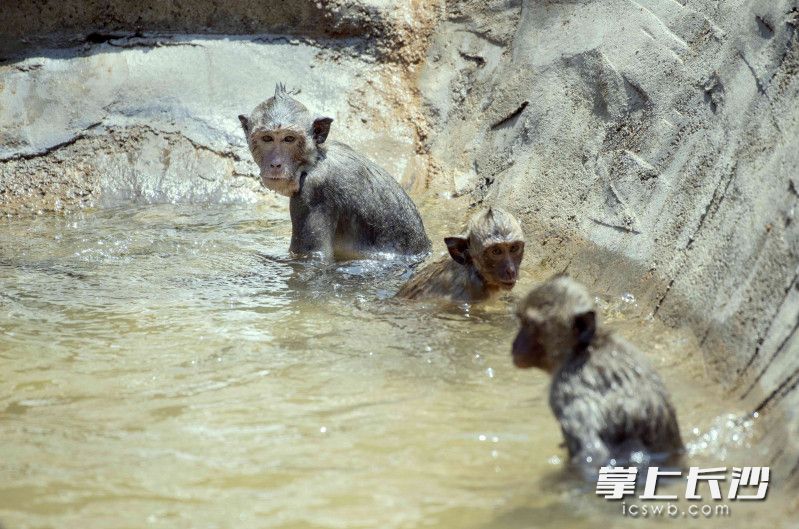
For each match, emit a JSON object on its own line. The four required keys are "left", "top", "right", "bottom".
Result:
{"left": 1, "top": 0, "right": 798, "bottom": 477}
{"left": 0, "top": 0, "right": 430, "bottom": 61}
{"left": 421, "top": 0, "right": 799, "bottom": 476}
{"left": 0, "top": 1, "right": 436, "bottom": 213}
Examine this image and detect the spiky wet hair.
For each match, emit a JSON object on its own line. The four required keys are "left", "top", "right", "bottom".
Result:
{"left": 466, "top": 207, "right": 525, "bottom": 251}
{"left": 246, "top": 83, "right": 312, "bottom": 134}
{"left": 520, "top": 275, "right": 595, "bottom": 316}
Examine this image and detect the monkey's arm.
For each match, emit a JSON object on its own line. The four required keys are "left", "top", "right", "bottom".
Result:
{"left": 557, "top": 408, "right": 611, "bottom": 466}
{"left": 289, "top": 198, "right": 336, "bottom": 258}
{"left": 610, "top": 340, "right": 685, "bottom": 455}
{"left": 550, "top": 371, "right": 612, "bottom": 466}
{"left": 395, "top": 257, "right": 474, "bottom": 301}
{"left": 395, "top": 259, "right": 447, "bottom": 299}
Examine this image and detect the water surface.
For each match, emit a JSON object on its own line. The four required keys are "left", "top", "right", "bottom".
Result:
{"left": 0, "top": 203, "right": 789, "bottom": 528}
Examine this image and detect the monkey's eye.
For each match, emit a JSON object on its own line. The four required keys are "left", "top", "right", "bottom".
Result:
{"left": 510, "top": 244, "right": 520, "bottom": 253}
{"left": 491, "top": 247, "right": 503, "bottom": 256}
{"left": 284, "top": 136, "right": 296, "bottom": 143}
{"left": 262, "top": 135, "right": 274, "bottom": 143}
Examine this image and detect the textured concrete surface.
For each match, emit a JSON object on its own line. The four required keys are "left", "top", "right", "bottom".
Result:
{"left": 0, "top": 0, "right": 432, "bottom": 62}
{"left": 0, "top": 0, "right": 438, "bottom": 212}
{"left": 422, "top": 0, "right": 799, "bottom": 477}
{"left": 0, "top": 35, "right": 426, "bottom": 212}
{"left": 1, "top": 0, "right": 798, "bottom": 478}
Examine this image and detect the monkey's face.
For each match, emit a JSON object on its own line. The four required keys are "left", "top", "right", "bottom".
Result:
{"left": 512, "top": 309, "right": 560, "bottom": 372}
{"left": 512, "top": 277, "right": 599, "bottom": 372}
{"left": 238, "top": 95, "right": 333, "bottom": 198}
{"left": 249, "top": 128, "right": 308, "bottom": 197}
{"left": 476, "top": 241, "right": 525, "bottom": 289}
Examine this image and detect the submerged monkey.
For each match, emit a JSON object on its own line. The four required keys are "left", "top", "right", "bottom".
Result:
{"left": 239, "top": 84, "right": 431, "bottom": 260}
{"left": 512, "top": 276, "right": 683, "bottom": 467}
{"left": 396, "top": 207, "right": 525, "bottom": 302}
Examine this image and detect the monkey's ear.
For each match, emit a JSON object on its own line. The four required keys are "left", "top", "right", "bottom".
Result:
{"left": 445, "top": 236, "right": 470, "bottom": 265}
{"left": 238, "top": 115, "right": 250, "bottom": 134}
{"left": 312, "top": 117, "right": 333, "bottom": 144}
{"left": 573, "top": 310, "right": 596, "bottom": 346}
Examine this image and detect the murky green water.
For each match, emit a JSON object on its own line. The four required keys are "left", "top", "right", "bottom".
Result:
{"left": 0, "top": 203, "right": 791, "bottom": 528}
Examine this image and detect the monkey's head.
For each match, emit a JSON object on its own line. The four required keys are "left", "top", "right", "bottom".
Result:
{"left": 238, "top": 83, "right": 333, "bottom": 197}
{"left": 512, "top": 276, "right": 597, "bottom": 372}
{"left": 444, "top": 207, "right": 525, "bottom": 290}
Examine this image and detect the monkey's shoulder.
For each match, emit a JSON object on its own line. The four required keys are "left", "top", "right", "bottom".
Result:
{"left": 396, "top": 256, "right": 476, "bottom": 301}
{"left": 396, "top": 256, "right": 453, "bottom": 296}
{"left": 309, "top": 141, "right": 398, "bottom": 188}
{"left": 553, "top": 335, "right": 667, "bottom": 399}
{"left": 297, "top": 141, "right": 417, "bottom": 221}
{"left": 294, "top": 141, "right": 430, "bottom": 255}
{"left": 551, "top": 337, "right": 681, "bottom": 448}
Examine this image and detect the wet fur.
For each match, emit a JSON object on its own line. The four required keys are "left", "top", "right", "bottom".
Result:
{"left": 551, "top": 330, "right": 683, "bottom": 465}
{"left": 241, "top": 84, "right": 431, "bottom": 260}
{"left": 289, "top": 141, "right": 430, "bottom": 259}
{"left": 396, "top": 207, "right": 524, "bottom": 302}
{"left": 514, "top": 276, "right": 683, "bottom": 467}
{"left": 395, "top": 255, "right": 499, "bottom": 302}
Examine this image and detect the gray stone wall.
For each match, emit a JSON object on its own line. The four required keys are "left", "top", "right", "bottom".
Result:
{"left": 422, "top": 0, "right": 799, "bottom": 477}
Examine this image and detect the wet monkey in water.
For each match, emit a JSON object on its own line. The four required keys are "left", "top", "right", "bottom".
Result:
{"left": 238, "top": 84, "right": 431, "bottom": 260}
{"left": 512, "top": 276, "right": 683, "bottom": 468}
{"left": 396, "top": 207, "right": 525, "bottom": 302}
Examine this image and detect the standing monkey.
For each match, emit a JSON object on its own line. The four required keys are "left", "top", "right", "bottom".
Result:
{"left": 239, "top": 84, "right": 431, "bottom": 260}
{"left": 396, "top": 207, "right": 525, "bottom": 302}
{"left": 511, "top": 276, "right": 683, "bottom": 467}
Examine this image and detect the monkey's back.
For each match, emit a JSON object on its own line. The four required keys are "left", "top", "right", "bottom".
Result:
{"left": 300, "top": 141, "right": 431, "bottom": 258}
{"left": 549, "top": 334, "right": 683, "bottom": 465}
{"left": 395, "top": 256, "right": 485, "bottom": 301}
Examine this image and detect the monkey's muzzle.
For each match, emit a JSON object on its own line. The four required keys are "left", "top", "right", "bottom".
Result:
{"left": 511, "top": 329, "right": 539, "bottom": 369}
{"left": 261, "top": 175, "right": 284, "bottom": 185}
{"left": 259, "top": 173, "right": 299, "bottom": 197}
{"left": 260, "top": 169, "right": 290, "bottom": 182}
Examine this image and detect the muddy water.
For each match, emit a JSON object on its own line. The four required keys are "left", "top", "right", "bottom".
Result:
{"left": 0, "top": 202, "right": 790, "bottom": 529}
